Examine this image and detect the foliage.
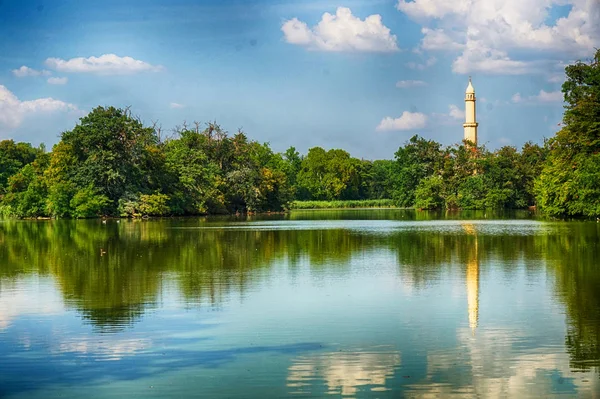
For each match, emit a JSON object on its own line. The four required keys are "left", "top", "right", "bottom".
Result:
{"left": 415, "top": 176, "right": 444, "bottom": 210}
{"left": 1, "top": 50, "right": 599, "bottom": 218}
{"left": 70, "top": 185, "right": 111, "bottom": 218}
{"left": 392, "top": 135, "right": 443, "bottom": 207}
{"left": 290, "top": 199, "right": 397, "bottom": 209}
{"left": 535, "top": 49, "right": 600, "bottom": 217}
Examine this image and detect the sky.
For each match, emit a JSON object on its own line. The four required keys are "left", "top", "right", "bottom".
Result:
{"left": 0, "top": 0, "right": 598, "bottom": 160}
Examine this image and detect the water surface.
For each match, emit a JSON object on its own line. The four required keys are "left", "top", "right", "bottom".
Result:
{"left": 1, "top": 210, "right": 599, "bottom": 397}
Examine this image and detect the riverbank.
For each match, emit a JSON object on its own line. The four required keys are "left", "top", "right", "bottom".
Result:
{"left": 289, "top": 199, "right": 399, "bottom": 210}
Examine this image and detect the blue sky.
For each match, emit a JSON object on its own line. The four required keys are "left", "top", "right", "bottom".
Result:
{"left": 0, "top": 0, "right": 597, "bottom": 159}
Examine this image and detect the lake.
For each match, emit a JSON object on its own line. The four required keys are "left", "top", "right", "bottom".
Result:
{"left": 0, "top": 209, "right": 599, "bottom": 397}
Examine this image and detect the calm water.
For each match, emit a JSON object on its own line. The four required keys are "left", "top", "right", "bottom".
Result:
{"left": 1, "top": 210, "right": 599, "bottom": 398}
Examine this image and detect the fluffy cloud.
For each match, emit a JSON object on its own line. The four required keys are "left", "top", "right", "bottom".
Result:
{"left": 282, "top": 7, "right": 399, "bottom": 52}
{"left": 421, "top": 28, "right": 464, "bottom": 51}
{"left": 376, "top": 111, "right": 427, "bottom": 131}
{"left": 44, "top": 54, "right": 164, "bottom": 74}
{"left": 0, "top": 85, "right": 80, "bottom": 130}
{"left": 169, "top": 102, "right": 185, "bottom": 109}
{"left": 397, "top": 0, "right": 600, "bottom": 75}
{"left": 396, "top": 80, "right": 427, "bottom": 88}
{"left": 448, "top": 104, "right": 465, "bottom": 119}
{"left": 47, "top": 77, "right": 68, "bottom": 85}
{"left": 452, "top": 40, "right": 539, "bottom": 75}
{"left": 430, "top": 104, "right": 467, "bottom": 125}
{"left": 12, "top": 66, "right": 51, "bottom": 77}
{"left": 512, "top": 89, "right": 563, "bottom": 103}
{"left": 547, "top": 73, "right": 566, "bottom": 83}
{"left": 406, "top": 56, "right": 437, "bottom": 70}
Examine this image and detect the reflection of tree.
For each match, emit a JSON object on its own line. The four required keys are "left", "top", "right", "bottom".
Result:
{"left": 0, "top": 220, "right": 365, "bottom": 330}
{"left": 544, "top": 225, "right": 600, "bottom": 373}
{"left": 389, "top": 224, "right": 543, "bottom": 290}
{"left": 1, "top": 216, "right": 600, "bottom": 374}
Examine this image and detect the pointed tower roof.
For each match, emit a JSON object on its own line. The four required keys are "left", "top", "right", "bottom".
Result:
{"left": 466, "top": 76, "right": 475, "bottom": 94}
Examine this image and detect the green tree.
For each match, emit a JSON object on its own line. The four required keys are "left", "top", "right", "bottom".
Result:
{"left": 297, "top": 147, "right": 361, "bottom": 201}
{"left": 0, "top": 140, "right": 42, "bottom": 194}
{"left": 535, "top": 49, "right": 600, "bottom": 217}
{"left": 414, "top": 175, "right": 444, "bottom": 210}
{"left": 392, "top": 135, "right": 443, "bottom": 207}
{"left": 163, "top": 129, "right": 224, "bottom": 215}
{"left": 54, "top": 106, "right": 165, "bottom": 214}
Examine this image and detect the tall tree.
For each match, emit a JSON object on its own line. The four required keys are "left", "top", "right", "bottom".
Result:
{"left": 535, "top": 49, "right": 600, "bottom": 217}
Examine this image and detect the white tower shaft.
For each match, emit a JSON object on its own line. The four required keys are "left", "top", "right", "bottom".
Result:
{"left": 463, "top": 77, "right": 478, "bottom": 145}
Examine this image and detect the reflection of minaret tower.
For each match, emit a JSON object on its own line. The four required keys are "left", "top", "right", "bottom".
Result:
{"left": 463, "top": 77, "right": 478, "bottom": 145}
{"left": 466, "top": 239, "right": 479, "bottom": 334}
{"left": 462, "top": 223, "right": 480, "bottom": 335}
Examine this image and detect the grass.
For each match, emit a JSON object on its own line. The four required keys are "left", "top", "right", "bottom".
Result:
{"left": 289, "top": 199, "right": 399, "bottom": 209}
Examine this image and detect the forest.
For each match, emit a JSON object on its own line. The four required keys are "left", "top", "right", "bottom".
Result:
{"left": 0, "top": 49, "right": 598, "bottom": 219}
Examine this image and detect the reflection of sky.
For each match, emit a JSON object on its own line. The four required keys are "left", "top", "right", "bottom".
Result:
{"left": 404, "top": 327, "right": 600, "bottom": 397}
{"left": 287, "top": 349, "right": 401, "bottom": 396}
{"left": 0, "top": 276, "right": 65, "bottom": 330}
{"left": 0, "top": 221, "right": 599, "bottom": 398}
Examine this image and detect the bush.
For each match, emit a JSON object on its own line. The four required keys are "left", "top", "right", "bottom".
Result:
{"left": 70, "top": 186, "right": 111, "bottom": 218}
{"left": 139, "top": 193, "right": 170, "bottom": 216}
{"left": 290, "top": 199, "right": 398, "bottom": 209}
{"left": 415, "top": 176, "right": 444, "bottom": 210}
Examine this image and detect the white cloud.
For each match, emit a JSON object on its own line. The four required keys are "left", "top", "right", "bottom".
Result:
{"left": 47, "top": 77, "right": 68, "bottom": 85}
{"left": 512, "top": 93, "right": 524, "bottom": 103}
{"left": 44, "top": 54, "right": 164, "bottom": 75}
{"left": 512, "top": 89, "right": 563, "bottom": 103}
{"left": 448, "top": 104, "right": 465, "bottom": 119}
{"left": 547, "top": 73, "right": 565, "bottom": 83}
{"left": 536, "top": 89, "right": 563, "bottom": 102}
{"left": 0, "top": 85, "right": 80, "bottom": 130}
{"left": 282, "top": 7, "right": 399, "bottom": 52}
{"left": 421, "top": 28, "right": 465, "bottom": 51}
{"left": 397, "top": 0, "right": 600, "bottom": 75}
{"left": 12, "top": 66, "right": 51, "bottom": 77}
{"left": 407, "top": 56, "right": 437, "bottom": 70}
{"left": 376, "top": 111, "right": 427, "bottom": 131}
{"left": 397, "top": 0, "right": 466, "bottom": 19}
{"left": 430, "top": 104, "right": 467, "bottom": 125}
{"left": 452, "top": 41, "right": 537, "bottom": 75}
{"left": 169, "top": 102, "right": 185, "bottom": 109}
{"left": 396, "top": 80, "right": 427, "bottom": 88}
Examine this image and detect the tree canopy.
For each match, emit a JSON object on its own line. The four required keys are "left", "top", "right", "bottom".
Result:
{"left": 1, "top": 49, "right": 599, "bottom": 219}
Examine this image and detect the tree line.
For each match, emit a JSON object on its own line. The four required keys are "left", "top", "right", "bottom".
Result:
{"left": 0, "top": 49, "right": 598, "bottom": 219}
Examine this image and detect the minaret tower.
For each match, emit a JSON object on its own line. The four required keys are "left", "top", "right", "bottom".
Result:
{"left": 463, "top": 77, "right": 478, "bottom": 145}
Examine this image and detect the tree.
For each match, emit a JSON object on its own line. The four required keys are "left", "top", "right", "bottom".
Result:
{"left": 0, "top": 140, "right": 42, "bottom": 194}
{"left": 392, "top": 135, "right": 443, "bottom": 207}
{"left": 535, "top": 49, "right": 600, "bottom": 217}
{"left": 63, "top": 106, "right": 162, "bottom": 204}
{"left": 296, "top": 147, "right": 361, "bottom": 201}
{"left": 163, "top": 129, "right": 224, "bottom": 215}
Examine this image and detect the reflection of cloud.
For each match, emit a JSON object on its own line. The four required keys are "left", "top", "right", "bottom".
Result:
{"left": 287, "top": 349, "right": 401, "bottom": 395}
{"left": 52, "top": 337, "right": 151, "bottom": 361}
{"left": 405, "top": 327, "right": 599, "bottom": 397}
{"left": 0, "top": 277, "right": 66, "bottom": 330}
